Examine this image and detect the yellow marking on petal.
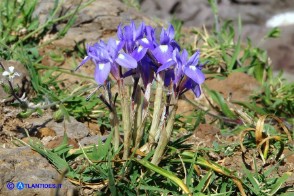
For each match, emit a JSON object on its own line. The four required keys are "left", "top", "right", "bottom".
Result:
{"left": 138, "top": 46, "right": 143, "bottom": 52}
{"left": 142, "top": 38, "right": 149, "bottom": 43}
{"left": 98, "top": 63, "right": 105, "bottom": 70}
{"left": 159, "top": 45, "right": 168, "bottom": 53}
{"left": 118, "top": 54, "right": 125, "bottom": 59}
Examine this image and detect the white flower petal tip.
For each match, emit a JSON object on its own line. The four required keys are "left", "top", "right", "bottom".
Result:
{"left": 8, "top": 66, "right": 15, "bottom": 72}
{"left": 2, "top": 66, "right": 20, "bottom": 80}
{"left": 2, "top": 71, "right": 10, "bottom": 76}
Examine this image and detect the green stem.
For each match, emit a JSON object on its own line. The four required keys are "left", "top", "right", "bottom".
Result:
{"left": 110, "top": 108, "right": 120, "bottom": 151}
{"left": 133, "top": 85, "right": 142, "bottom": 146}
{"left": 148, "top": 74, "right": 164, "bottom": 145}
{"left": 151, "top": 105, "right": 178, "bottom": 165}
{"left": 119, "top": 80, "right": 132, "bottom": 159}
{"left": 135, "top": 83, "right": 151, "bottom": 147}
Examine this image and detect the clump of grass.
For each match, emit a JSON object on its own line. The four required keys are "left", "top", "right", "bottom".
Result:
{"left": 0, "top": 0, "right": 103, "bottom": 121}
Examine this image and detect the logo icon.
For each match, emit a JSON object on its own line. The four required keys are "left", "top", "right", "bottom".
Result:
{"left": 6, "top": 182, "right": 14, "bottom": 190}
{"left": 16, "top": 182, "right": 25, "bottom": 190}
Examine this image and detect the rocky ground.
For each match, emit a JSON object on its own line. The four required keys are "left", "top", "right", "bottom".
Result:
{"left": 141, "top": 0, "right": 294, "bottom": 81}
{"left": 0, "top": 0, "right": 293, "bottom": 195}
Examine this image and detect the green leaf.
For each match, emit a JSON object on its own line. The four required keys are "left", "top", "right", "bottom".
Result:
{"left": 28, "top": 141, "right": 75, "bottom": 178}
{"left": 205, "top": 88, "right": 236, "bottom": 118}
{"left": 53, "top": 132, "right": 69, "bottom": 153}
{"left": 233, "top": 101, "right": 266, "bottom": 115}
{"left": 228, "top": 37, "right": 241, "bottom": 71}
{"left": 134, "top": 159, "right": 191, "bottom": 195}
{"left": 171, "top": 17, "right": 183, "bottom": 42}
{"left": 138, "top": 185, "right": 171, "bottom": 194}
{"left": 269, "top": 172, "right": 292, "bottom": 195}
{"left": 99, "top": 131, "right": 113, "bottom": 159}
{"left": 18, "top": 109, "right": 35, "bottom": 118}
{"left": 59, "top": 104, "right": 70, "bottom": 121}
{"left": 195, "top": 170, "right": 212, "bottom": 192}
{"left": 208, "top": 0, "right": 218, "bottom": 15}
{"left": 242, "top": 165, "right": 260, "bottom": 195}
{"left": 266, "top": 27, "right": 281, "bottom": 38}
{"left": 53, "top": 108, "right": 65, "bottom": 122}
{"left": 49, "top": 51, "right": 65, "bottom": 63}
{"left": 58, "top": 15, "right": 77, "bottom": 37}
{"left": 108, "top": 156, "right": 117, "bottom": 196}
{"left": 91, "top": 144, "right": 100, "bottom": 161}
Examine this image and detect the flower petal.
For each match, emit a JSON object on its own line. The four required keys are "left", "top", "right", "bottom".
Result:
{"left": 157, "top": 60, "right": 175, "bottom": 73}
{"left": 139, "top": 56, "right": 154, "bottom": 87}
{"left": 152, "top": 45, "right": 173, "bottom": 64}
{"left": 160, "top": 29, "right": 170, "bottom": 45}
{"left": 122, "top": 68, "right": 136, "bottom": 78}
{"left": 131, "top": 46, "right": 148, "bottom": 61}
{"left": 193, "top": 84, "right": 201, "bottom": 98}
{"left": 14, "top": 72, "right": 20, "bottom": 77}
{"left": 187, "top": 50, "right": 200, "bottom": 66}
{"left": 94, "top": 62, "right": 111, "bottom": 84}
{"left": 115, "top": 53, "right": 137, "bottom": 69}
{"left": 181, "top": 49, "right": 188, "bottom": 63}
{"left": 2, "top": 71, "right": 9, "bottom": 76}
{"left": 8, "top": 66, "right": 14, "bottom": 73}
{"left": 184, "top": 66, "right": 205, "bottom": 84}
{"left": 134, "top": 21, "right": 145, "bottom": 40}
{"left": 167, "top": 24, "right": 175, "bottom": 39}
{"left": 75, "top": 55, "right": 90, "bottom": 71}
{"left": 117, "top": 24, "right": 123, "bottom": 40}
{"left": 110, "top": 63, "right": 120, "bottom": 80}
{"left": 139, "top": 38, "right": 154, "bottom": 50}
{"left": 170, "top": 40, "right": 181, "bottom": 50}
{"left": 164, "top": 69, "right": 175, "bottom": 87}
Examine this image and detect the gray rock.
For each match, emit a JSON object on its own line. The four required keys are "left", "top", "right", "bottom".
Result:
{"left": 140, "top": 0, "right": 294, "bottom": 77}
{"left": 263, "top": 26, "right": 294, "bottom": 77}
{"left": 34, "top": 0, "right": 157, "bottom": 48}
{"left": 0, "top": 146, "right": 76, "bottom": 196}
{"left": 46, "top": 116, "right": 90, "bottom": 140}
{"left": 79, "top": 135, "right": 109, "bottom": 146}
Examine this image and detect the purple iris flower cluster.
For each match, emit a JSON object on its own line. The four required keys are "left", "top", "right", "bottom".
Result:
{"left": 79, "top": 21, "right": 205, "bottom": 97}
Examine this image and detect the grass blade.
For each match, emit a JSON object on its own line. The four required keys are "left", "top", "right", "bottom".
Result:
{"left": 269, "top": 172, "right": 292, "bottom": 195}
{"left": 134, "top": 159, "right": 191, "bottom": 195}
{"left": 205, "top": 88, "right": 236, "bottom": 118}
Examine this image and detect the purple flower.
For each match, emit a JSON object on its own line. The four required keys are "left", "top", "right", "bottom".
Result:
{"left": 117, "top": 21, "right": 148, "bottom": 66}
{"left": 179, "top": 50, "right": 205, "bottom": 97}
{"left": 139, "top": 26, "right": 157, "bottom": 50}
{"left": 183, "top": 50, "right": 205, "bottom": 85}
{"left": 77, "top": 21, "right": 205, "bottom": 97}
{"left": 159, "top": 24, "right": 180, "bottom": 50}
{"left": 183, "top": 78, "right": 202, "bottom": 97}
{"left": 151, "top": 24, "right": 181, "bottom": 75}
{"left": 117, "top": 21, "right": 145, "bottom": 53}
{"left": 139, "top": 55, "right": 157, "bottom": 87}
{"left": 117, "top": 21, "right": 155, "bottom": 87}
{"left": 77, "top": 38, "right": 137, "bottom": 84}
{"left": 155, "top": 48, "right": 205, "bottom": 97}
